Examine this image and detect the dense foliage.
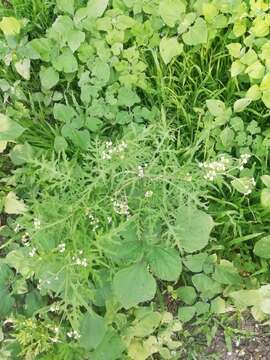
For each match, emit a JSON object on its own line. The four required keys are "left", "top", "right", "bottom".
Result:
{"left": 0, "top": 0, "right": 270, "bottom": 359}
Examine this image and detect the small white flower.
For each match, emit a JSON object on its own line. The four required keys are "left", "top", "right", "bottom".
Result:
{"left": 58, "top": 243, "right": 66, "bottom": 253}
{"left": 145, "top": 190, "right": 153, "bottom": 198}
{"left": 14, "top": 224, "right": 22, "bottom": 233}
{"left": 29, "top": 247, "right": 36, "bottom": 257}
{"left": 81, "top": 258, "right": 88, "bottom": 267}
{"left": 137, "top": 165, "right": 145, "bottom": 178}
{"left": 112, "top": 198, "right": 130, "bottom": 216}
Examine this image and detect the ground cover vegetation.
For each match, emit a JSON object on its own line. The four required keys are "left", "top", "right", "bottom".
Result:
{"left": 0, "top": 0, "right": 270, "bottom": 359}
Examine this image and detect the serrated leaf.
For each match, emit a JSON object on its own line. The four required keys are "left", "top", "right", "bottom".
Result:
{"left": 113, "top": 263, "right": 156, "bottom": 309}
{"left": 159, "top": 37, "right": 183, "bottom": 65}
{"left": 147, "top": 246, "right": 182, "bottom": 281}
{"left": 175, "top": 206, "right": 214, "bottom": 253}
{"left": 40, "top": 66, "right": 59, "bottom": 90}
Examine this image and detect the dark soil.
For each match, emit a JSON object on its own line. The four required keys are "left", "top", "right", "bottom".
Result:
{"left": 205, "top": 317, "right": 270, "bottom": 360}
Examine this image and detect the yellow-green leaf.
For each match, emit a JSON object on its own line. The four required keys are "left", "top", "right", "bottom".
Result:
{"left": 0, "top": 17, "right": 21, "bottom": 36}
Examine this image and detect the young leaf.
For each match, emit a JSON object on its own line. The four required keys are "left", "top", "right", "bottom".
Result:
{"left": 40, "top": 66, "right": 59, "bottom": 90}
{"left": 178, "top": 306, "right": 196, "bottom": 322}
{"left": 113, "top": 263, "right": 156, "bottom": 309}
{"left": 233, "top": 98, "right": 251, "bottom": 113}
{"left": 159, "top": 37, "right": 183, "bottom": 65}
{"left": 175, "top": 206, "right": 214, "bottom": 253}
{"left": 147, "top": 246, "right": 182, "bottom": 282}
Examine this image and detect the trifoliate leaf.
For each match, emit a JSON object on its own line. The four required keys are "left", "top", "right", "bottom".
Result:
{"left": 0, "top": 17, "right": 21, "bottom": 36}
{"left": 113, "top": 263, "right": 156, "bottom": 309}
{"left": 5, "top": 192, "right": 27, "bottom": 214}
{"left": 159, "top": 37, "right": 183, "bottom": 65}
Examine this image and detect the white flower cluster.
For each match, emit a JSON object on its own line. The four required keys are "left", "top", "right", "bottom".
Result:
{"left": 72, "top": 251, "right": 88, "bottom": 267}
{"left": 112, "top": 198, "right": 130, "bottom": 216}
{"left": 67, "top": 330, "right": 81, "bottom": 340}
{"left": 50, "top": 303, "right": 60, "bottom": 312}
{"left": 137, "top": 165, "right": 145, "bottom": 178}
{"left": 101, "top": 140, "right": 128, "bottom": 160}
{"left": 239, "top": 153, "right": 251, "bottom": 170}
{"left": 85, "top": 209, "right": 100, "bottom": 230}
{"left": 58, "top": 243, "right": 66, "bottom": 253}
{"left": 199, "top": 156, "right": 230, "bottom": 181}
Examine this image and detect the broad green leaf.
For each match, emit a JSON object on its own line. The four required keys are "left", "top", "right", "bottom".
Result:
{"left": 183, "top": 253, "right": 208, "bottom": 272}
{"left": 206, "top": 99, "right": 226, "bottom": 117}
{"left": 53, "top": 103, "right": 77, "bottom": 123}
{"left": 231, "top": 60, "right": 245, "bottom": 77}
{"left": 261, "top": 175, "right": 270, "bottom": 188}
{"left": 245, "top": 61, "right": 264, "bottom": 80}
{"left": 251, "top": 17, "right": 269, "bottom": 37}
{"left": 175, "top": 206, "right": 214, "bottom": 253}
{"left": 6, "top": 248, "right": 34, "bottom": 278}
{"left": 113, "top": 263, "right": 156, "bottom": 309}
{"left": 220, "top": 127, "right": 234, "bottom": 148}
{"left": 5, "top": 191, "right": 27, "bottom": 214}
{"left": 87, "top": 0, "right": 109, "bottom": 18}
{"left": 0, "top": 114, "right": 25, "bottom": 141}
{"left": 226, "top": 43, "right": 242, "bottom": 58}
{"left": 57, "top": 0, "right": 74, "bottom": 14}
{"left": 262, "top": 90, "right": 270, "bottom": 108}
{"left": 40, "top": 66, "right": 59, "bottom": 90}
{"left": 176, "top": 286, "right": 197, "bottom": 305}
{"left": 159, "top": 37, "right": 183, "bottom": 65}
{"left": 67, "top": 29, "right": 85, "bottom": 52}
{"left": 0, "top": 289, "right": 15, "bottom": 317}
{"left": 129, "top": 311, "right": 161, "bottom": 337}
{"left": 260, "top": 73, "right": 270, "bottom": 92}
{"left": 159, "top": 0, "right": 186, "bottom": 27}
{"left": 182, "top": 18, "right": 208, "bottom": 46}
{"left": 246, "top": 85, "right": 261, "bottom": 100}
{"left": 202, "top": 3, "right": 218, "bottom": 22}
{"left": 233, "top": 98, "right": 251, "bottom": 113}
{"left": 118, "top": 87, "right": 140, "bottom": 107}
{"left": 54, "top": 136, "right": 68, "bottom": 152}
{"left": 233, "top": 19, "right": 246, "bottom": 37}
{"left": 195, "top": 301, "right": 210, "bottom": 315}
{"left": 254, "top": 235, "right": 270, "bottom": 259}
{"left": 92, "top": 331, "right": 125, "bottom": 360}
{"left": 27, "top": 38, "right": 53, "bottom": 62}
{"left": 212, "top": 260, "right": 242, "bottom": 285}
{"left": 53, "top": 48, "right": 78, "bottom": 73}
{"left": 79, "top": 312, "right": 107, "bottom": 350}
{"left": 240, "top": 49, "right": 257, "bottom": 66}
{"left": 211, "top": 297, "right": 226, "bottom": 314}
{"left": 0, "top": 141, "right": 7, "bottom": 153}
{"left": 178, "top": 306, "right": 196, "bottom": 322}
{"left": 25, "top": 290, "right": 46, "bottom": 317}
{"left": 0, "top": 17, "right": 21, "bottom": 35}
{"left": 14, "top": 59, "right": 30, "bottom": 80}
{"left": 229, "top": 289, "right": 260, "bottom": 309}
{"left": 61, "top": 126, "right": 90, "bottom": 150}
{"left": 260, "top": 299, "right": 270, "bottom": 314}
{"left": 92, "top": 59, "right": 110, "bottom": 83}
{"left": 9, "top": 143, "right": 33, "bottom": 165}
{"left": 147, "top": 246, "right": 182, "bottom": 281}
{"left": 192, "top": 274, "right": 221, "bottom": 299}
